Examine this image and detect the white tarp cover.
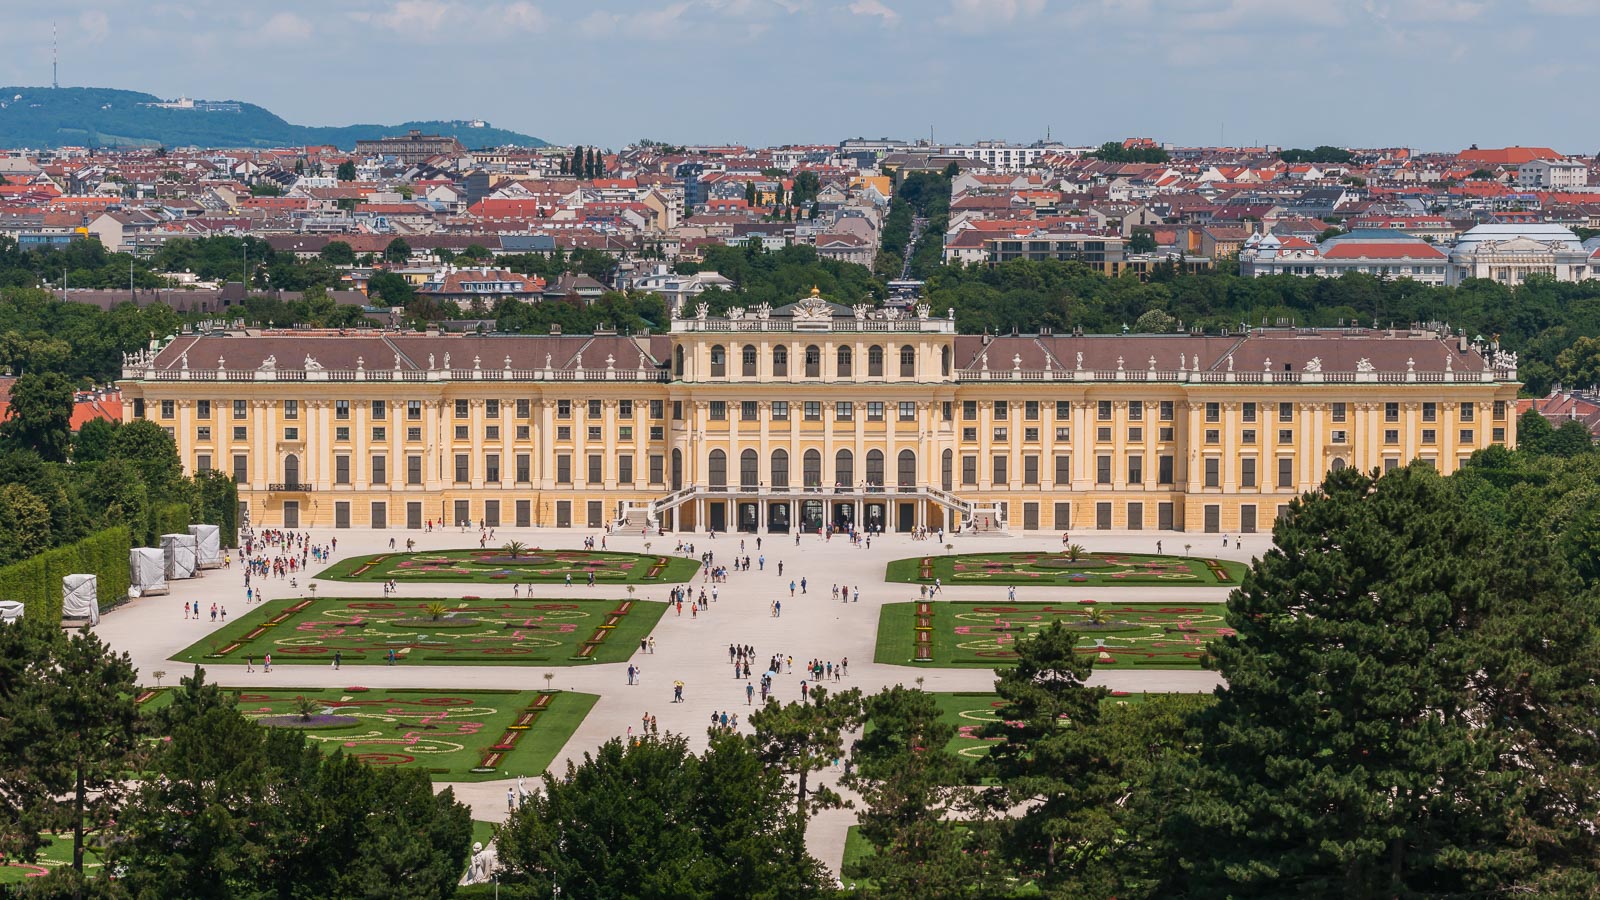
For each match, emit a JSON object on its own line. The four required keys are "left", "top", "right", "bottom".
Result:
{"left": 0, "top": 600, "right": 23, "bottom": 622}
{"left": 63, "top": 574, "right": 98, "bottom": 625}
{"left": 130, "top": 548, "right": 169, "bottom": 596}
{"left": 189, "top": 524, "right": 222, "bottom": 568}
{"left": 161, "top": 533, "right": 198, "bottom": 580}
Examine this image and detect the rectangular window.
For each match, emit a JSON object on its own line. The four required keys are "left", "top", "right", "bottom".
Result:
{"left": 197, "top": 399, "right": 211, "bottom": 419}
{"left": 516, "top": 500, "right": 531, "bottom": 528}
{"left": 1460, "top": 429, "right": 1475, "bottom": 444}
{"left": 335, "top": 400, "right": 350, "bottom": 420}
{"left": 1385, "top": 402, "right": 1400, "bottom": 422}
{"left": 963, "top": 400, "right": 978, "bottom": 421}
{"left": 1054, "top": 454, "right": 1071, "bottom": 484}
{"left": 1204, "top": 458, "right": 1220, "bottom": 487}
{"left": 195, "top": 454, "right": 211, "bottom": 474}
{"left": 1460, "top": 403, "right": 1474, "bottom": 422}
{"left": 1278, "top": 457, "right": 1294, "bottom": 488}
{"left": 1054, "top": 502, "right": 1072, "bottom": 529}
{"left": 1023, "top": 455, "right": 1039, "bottom": 485}
{"left": 899, "top": 401, "right": 916, "bottom": 421}
{"left": 1055, "top": 426, "right": 1071, "bottom": 441}
{"left": 406, "top": 455, "right": 422, "bottom": 485}
{"left": 406, "top": 427, "right": 421, "bottom": 442}
{"left": 517, "top": 398, "right": 531, "bottom": 418}
{"left": 370, "top": 400, "right": 386, "bottom": 420}
{"left": 619, "top": 454, "right": 633, "bottom": 483}
{"left": 486, "top": 425, "right": 500, "bottom": 440}
{"left": 961, "top": 455, "right": 977, "bottom": 485}
{"left": 557, "top": 400, "right": 572, "bottom": 419}
{"left": 233, "top": 399, "right": 247, "bottom": 419}
{"left": 1422, "top": 429, "right": 1436, "bottom": 444}
{"left": 372, "top": 456, "right": 387, "bottom": 484}
{"left": 1096, "top": 502, "right": 1112, "bottom": 530}
{"left": 1241, "top": 505, "right": 1257, "bottom": 534}
{"left": 333, "top": 455, "right": 349, "bottom": 484}
{"left": 1057, "top": 400, "right": 1072, "bottom": 419}
{"left": 1127, "top": 427, "right": 1142, "bottom": 442}
{"left": 232, "top": 454, "right": 248, "bottom": 483}
{"left": 283, "top": 427, "right": 299, "bottom": 441}
{"left": 1097, "top": 426, "right": 1112, "bottom": 442}
{"left": 867, "top": 402, "right": 885, "bottom": 422}
{"left": 649, "top": 454, "right": 664, "bottom": 484}
{"left": 1127, "top": 502, "right": 1143, "bottom": 530}
{"left": 1098, "top": 400, "right": 1113, "bottom": 421}
{"left": 487, "top": 399, "right": 501, "bottom": 418}
{"left": 618, "top": 426, "right": 632, "bottom": 441}
{"left": 1278, "top": 402, "right": 1293, "bottom": 422}
{"left": 587, "top": 400, "right": 602, "bottom": 418}
{"left": 804, "top": 402, "right": 821, "bottom": 421}
{"left": 159, "top": 400, "right": 175, "bottom": 419}
{"left": 1242, "top": 429, "right": 1256, "bottom": 445}
{"left": 587, "top": 426, "right": 602, "bottom": 441}
{"left": 1159, "top": 400, "right": 1173, "bottom": 421}
{"left": 1025, "top": 427, "right": 1039, "bottom": 441}
{"left": 587, "top": 454, "right": 602, "bottom": 484}
{"left": 709, "top": 401, "right": 727, "bottom": 421}
{"left": 1096, "top": 455, "right": 1112, "bottom": 484}
{"left": 454, "top": 425, "right": 469, "bottom": 440}
{"left": 556, "top": 454, "right": 572, "bottom": 484}
{"left": 994, "top": 400, "right": 1008, "bottom": 420}
{"left": 1128, "top": 454, "right": 1143, "bottom": 484}
{"left": 1422, "top": 402, "right": 1437, "bottom": 422}
{"left": 1128, "top": 400, "right": 1143, "bottom": 421}
{"left": 408, "top": 400, "right": 422, "bottom": 421}
{"left": 771, "top": 401, "right": 789, "bottom": 420}
{"left": 234, "top": 426, "right": 247, "bottom": 441}
{"left": 992, "top": 455, "right": 1008, "bottom": 483}
{"left": 1159, "top": 455, "right": 1174, "bottom": 484}
{"left": 1331, "top": 402, "right": 1347, "bottom": 423}
{"left": 836, "top": 401, "right": 854, "bottom": 421}
{"left": 1025, "top": 400, "right": 1039, "bottom": 420}
{"left": 1385, "top": 429, "right": 1399, "bottom": 444}
{"left": 454, "top": 454, "right": 469, "bottom": 483}
{"left": 335, "top": 427, "right": 350, "bottom": 442}
{"left": 284, "top": 400, "right": 298, "bottom": 420}
{"left": 516, "top": 454, "right": 531, "bottom": 482}
{"left": 1331, "top": 430, "right": 1347, "bottom": 444}
{"left": 1205, "top": 429, "right": 1219, "bottom": 444}
{"left": 483, "top": 500, "right": 500, "bottom": 529}
{"left": 1241, "top": 457, "right": 1256, "bottom": 487}
{"left": 1205, "top": 402, "right": 1220, "bottom": 422}
{"left": 1241, "top": 402, "right": 1256, "bottom": 423}
{"left": 485, "top": 454, "right": 500, "bottom": 483}
{"left": 993, "top": 427, "right": 1008, "bottom": 441}
{"left": 942, "top": 402, "right": 953, "bottom": 422}
{"left": 673, "top": 401, "right": 683, "bottom": 420}
{"left": 519, "top": 425, "right": 532, "bottom": 441}
{"left": 963, "top": 428, "right": 977, "bottom": 442}
{"left": 455, "top": 399, "right": 469, "bottom": 418}
{"left": 197, "top": 426, "right": 211, "bottom": 441}
{"left": 1278, "top": 429, "right": 1293, "bottom": 445}
{"left": 741, "top": 400, "right": 758, "bottom": 421}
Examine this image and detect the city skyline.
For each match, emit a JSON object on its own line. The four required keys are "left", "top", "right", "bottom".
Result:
{"left": 0, "top": 0, "right": 1596, "bottom": 153}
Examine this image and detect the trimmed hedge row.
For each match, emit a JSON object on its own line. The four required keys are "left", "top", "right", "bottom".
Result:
{"left": 0, "top": 527, "right": 132, "bottom": 624}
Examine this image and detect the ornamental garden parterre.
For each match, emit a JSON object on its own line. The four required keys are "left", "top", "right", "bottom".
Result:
{"left": 316, "top": 548, "right": 700, "bottom": 584}
{"left": 885, "top": 550, "right": 1245, "bottom": 587}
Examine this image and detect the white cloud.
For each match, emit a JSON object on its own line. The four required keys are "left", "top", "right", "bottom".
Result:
{"left": 360, "top": 0, "right": 452, "bottom": 32}
{"left": 937, "top": 0, "right": 1045, "bottom": 32}
{"left": 500, "top": 2, "right": 548, "bottom": 31}
{"left": 848, "top": 0, "right": 899, "bottom": 24}
{"left": 260, "top": 12, "right": 313, "bottom": 40}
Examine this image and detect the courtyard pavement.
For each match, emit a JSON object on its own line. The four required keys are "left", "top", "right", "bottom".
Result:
{"left": 89, "top": 525, "right": 1268, "bottom": 878}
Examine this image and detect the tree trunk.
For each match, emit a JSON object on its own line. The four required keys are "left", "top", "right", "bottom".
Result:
{"left": 74, "top": 756, "right": 85, "bottom": 900}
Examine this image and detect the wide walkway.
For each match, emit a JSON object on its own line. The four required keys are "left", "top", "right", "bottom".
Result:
{"left": 90, "top": 525, "right": 1267, "bottom": 878}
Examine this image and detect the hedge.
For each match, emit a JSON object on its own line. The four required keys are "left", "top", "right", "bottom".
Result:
{"left": 153, "top": 501, "right": 192, "bottom": 543}
{"left": 0, "top": 527, "right": 132, "bottom": 624}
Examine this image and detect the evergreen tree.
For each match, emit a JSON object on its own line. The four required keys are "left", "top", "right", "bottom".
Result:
{"left": 747, "top": 687, "right": 864, "bottom": 880}
{"left": 335, "top": 160, "right": 357, "bottom": 181}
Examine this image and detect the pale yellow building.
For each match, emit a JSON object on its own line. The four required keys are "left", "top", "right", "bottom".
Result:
{"left": 119, "top": 293, "right": 1520, "bottom": 535}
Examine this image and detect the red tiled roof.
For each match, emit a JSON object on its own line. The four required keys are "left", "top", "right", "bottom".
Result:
{"left": 1320, "top": 242, "right": 1445, "bottom": 260}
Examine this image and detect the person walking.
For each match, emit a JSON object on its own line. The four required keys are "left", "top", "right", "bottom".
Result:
{"left": 746, "top": 683, "right": 755, "bottom": 705}
{"left": 789, "top": 580, "right": 796, "bottom": 597}
{"left": 245, "top": 654, "right": 254, "bottom": 673}
{"left": 264, "top": 653, "right": 272, "bottom": 673}
{"left": 333, "top": 650, "right": 341, "bottom": 670}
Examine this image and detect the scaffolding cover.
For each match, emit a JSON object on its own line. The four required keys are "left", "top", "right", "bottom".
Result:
{"left": 130, "top": 548, "right": 169, "bottom": 596}
{"left": 189, "top": 524, "right": 222, "bottom": 568}
{"left": 63, "top": 574, "right": 98, "bottom": 625}
{"left": 161, "top": 533, "right": 198, "bottom": 580}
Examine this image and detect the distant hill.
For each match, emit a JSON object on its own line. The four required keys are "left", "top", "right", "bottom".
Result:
{"left": 0, "top": 86, "right": 547, "bottom": 150}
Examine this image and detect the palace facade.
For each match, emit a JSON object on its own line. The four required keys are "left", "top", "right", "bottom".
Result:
{"left": 119, "top": 293, "right": 1520, "bottom": 535}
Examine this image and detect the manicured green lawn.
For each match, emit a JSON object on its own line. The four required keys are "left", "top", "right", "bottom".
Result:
{"left": 317, "top": 549, "right": 699, "bottom": 585}
{"left": 172, "top": 596, "right": 667, "bottom": 666}
{"left": 876, "top": 600, "right": 1231, "bottom": 668}
{"left": 141, "top": 687, "right": 595, "bottom": 782}
{"left": 926, "top": 691, "right": 1147, "bottom": 759}
{"left": 885, "top": 551, "right": 1246, "bottom": 587}
{"left": 0, "top": 835, "right": 105, "bottom": 884}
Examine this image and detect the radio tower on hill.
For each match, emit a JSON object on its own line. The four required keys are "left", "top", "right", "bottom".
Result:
{"left": 52, "top": 21, "right": 59, "bottom": 89}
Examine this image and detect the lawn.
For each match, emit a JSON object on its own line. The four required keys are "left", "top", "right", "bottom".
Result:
{"left": 0, "top": 835, "right": 105, "bottom": 885}
{"left": 926, "top": 691, "right": 1148, "bottom": 760}
{"left": 876, "top": 600, "right": 1231, "bottom": 668}
{"left": 885, "top": 551, "right": 1246, "bottom": 587}
{"left": 317, "top": 549, "right": 699, "bottom": 585}
{"left": 172, "top": 596, "right": 667, "bottom": 666}
{"left": 139, "top": 686, "right": 595, "bottom": 782}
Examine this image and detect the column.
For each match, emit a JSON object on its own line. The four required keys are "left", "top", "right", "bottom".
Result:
{"left": 539, "top": 398, "right": 556, "bottom": 489}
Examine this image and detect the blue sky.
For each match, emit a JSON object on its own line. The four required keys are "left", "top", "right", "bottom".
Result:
{"left": 3, "top": 0, "right": 1596, "bottom": 153}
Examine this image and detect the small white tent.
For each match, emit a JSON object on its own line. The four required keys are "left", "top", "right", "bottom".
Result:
{"left": 130, "top": 548, "right": 169, "bottom": 597}
{"left": 161, "top": 533, "right": 199, "bottom": 580}
{"left": 0, "top": 600, "right": 23, "bottom": 623}
{"left": 62, "top": 574, "right": 98, "bottom": 625}
{"left": 189, "top": 524, "right": 222, "bottom": 569}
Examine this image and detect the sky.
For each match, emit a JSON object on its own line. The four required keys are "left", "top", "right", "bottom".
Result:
{"left": 1, "top": 0, "right": 1596, "bottom": 153}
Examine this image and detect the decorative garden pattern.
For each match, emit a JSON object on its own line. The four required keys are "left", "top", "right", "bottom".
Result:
{"left": 173, "top": 597, "right": 667, "bottom": 666}
{"left": 316, "top": 549, "right": 700, "bottom": 585}
{"left": 884, "top": 551, "right": 1245, "bottom": 587}
{"left": 138, "top": 687, "right": 596, "bottom": 782}
{"left": 930, "top": 691, "right": 1147, "bottom": 759}
{"left": 875, "top": 600, "right": 1233, "bottom": 668}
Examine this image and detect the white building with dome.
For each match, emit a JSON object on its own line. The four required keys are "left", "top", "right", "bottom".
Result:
{"left": 1447, "top": 224, "right": 1599, "bottom": 286}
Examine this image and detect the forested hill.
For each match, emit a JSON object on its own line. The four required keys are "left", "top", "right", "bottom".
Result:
{"left": 0, "top": 86, "right": 546, "bottom": 149}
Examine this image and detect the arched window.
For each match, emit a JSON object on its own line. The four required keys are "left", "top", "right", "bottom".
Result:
{"left": 803, "top": 449, "right": 822, "bottom": 487}
{"left": 899, "top": 345, "right": 916, "bottom": 378}
{"left": 741, "top": 344, "right": 758, "bottom": 377}
{"left": 866, "top": 449, "right": 885, "bottom": 486}
{"left": 867, "top": 345, "right": 884, "bottom": 377}
{"left": 740, "top": 449, "right": 759, "bottom": 487}
{"left": 772, "top": 345, "right": 789, "bottom": 376}
{"left": 284, "top": 454, "right": 300, "bottom": 487}
{"left": 940, "top": 345, "right": 952, "bottom": 376}
{"left": 835, "top": 449, "right": 854, "bottom": 487}
{"left": 708, "top": 449, "right": 727, "bottom": 489}
{"left": 898, "top": 449, "right": 916, "bottom": 486}
{"left": 709, "top": 345, "right": 726, "bottom": 378}
{"left": 941, "top": 449, "right": 953, "bottom": 491}
{"left": 836, "top": 345, "right": 852, "bottom": 377}
{"left": 671, "top": 448, "right": 683, "bottom": 490}
{"left": 1331, "top": 457, "right": 1347, "bottom": 472}
{"left": 804, "top": 345, "right": 821, "bottom": 378}
{"left": 771, "top": 449, "right": 789, "bottom": 488}
{"left": 673, "top": 345, "right": 685, "bottom": 377}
